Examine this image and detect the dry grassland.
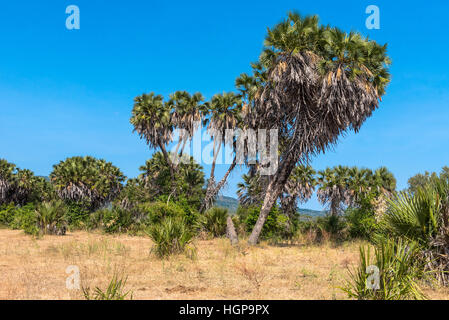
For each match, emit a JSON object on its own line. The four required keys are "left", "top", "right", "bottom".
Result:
{"left": 0, "top": 229, "right": 448, "bottom": 300}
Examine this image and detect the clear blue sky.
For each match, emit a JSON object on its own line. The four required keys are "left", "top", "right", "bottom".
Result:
{"left": 1, "top": 1, "right": 448, "bottom": 210}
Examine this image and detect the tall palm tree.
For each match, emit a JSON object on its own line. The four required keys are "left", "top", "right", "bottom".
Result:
{"left": 281, "top": 165, "right": 317, "bottom": 217}
{"left": 169, "top": 91, "right": 206, "bottom": 158}
{"left": 247, "top": 12, "right": 391, "bottom": 244}
{"left": 130, "top": 93, "right": 175, "bottom": 180}
{"left": 200, "top": 92, "right": 242, "bottom": 212}
{"left": 317, "top": 166, "right": 352, "bottom": 216}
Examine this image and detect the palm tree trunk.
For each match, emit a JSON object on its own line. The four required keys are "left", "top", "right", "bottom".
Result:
{"left": 226, "top": 216, "right": 239, "bottom": 245}
{"left": 200, "top": 156, "right": 236, "bottom": 213}
{"left": 158, "top": 142, "right": 176, "bottom": 186}
{"left": 209, "top": 140, "right": 222, "bottom": 182}
{"left": 248, "top": 155, "right": 296, "bottom": 245}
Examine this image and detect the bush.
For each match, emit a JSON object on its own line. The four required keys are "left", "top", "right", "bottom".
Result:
{"left": 238, "top": 205, "right": 294, "bottom": 240}
{"left": 0, "top": 203, "right": 16, "bottom": 225}
{"left": 146, "top": 217, "right": 194, "bottom": 258}
{"left": 199, "top": 207, "right": 228, "bottom": 237}
{"left": 342, "top": 239, "right": 427, "bottom": 300}
{"left": 138, "top": 201, "right": 196, "bottom": 226}
{"left": 64, "top": 201, "right": 91, "bottom": 229}
{"left": 298, "top": 214, "right": 348, "bottom": 243}
{"left": 377, "top": 179, "right": 449, "bottom": 285}
{"left": 102, "top": 207, "right": 133, "bottom": 234}
{"left": 9, "top": 204, "right": 39, "bottom": 236}
{"left": 35, "top": 201, "right": 67, "bottom": 235}
{"left": 345, "top": 207, "right": 378, "bottom": 240}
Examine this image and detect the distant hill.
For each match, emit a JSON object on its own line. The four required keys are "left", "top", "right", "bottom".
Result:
{"left": 214, "top": 196, "right": 327, "bottom": 217}
{"left": 215, "top": 196, "right": 239, "bottom": 213}
{"left": 298, "top": 208, "right": 328, "bottom": 217}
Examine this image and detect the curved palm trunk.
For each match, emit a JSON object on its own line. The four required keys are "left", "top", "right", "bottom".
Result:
{"left": 200, "top": 157, "right": 237, "bottom": 213}
{"left": 158, "top": 142, "right": 176, "bottom": 187}
{"left": 248, "top": 154, "right": 297, "bottom": 245}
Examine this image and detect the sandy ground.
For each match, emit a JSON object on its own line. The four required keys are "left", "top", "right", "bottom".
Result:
{"left": 0, "top": 228, "right": 448, "bottom": 300}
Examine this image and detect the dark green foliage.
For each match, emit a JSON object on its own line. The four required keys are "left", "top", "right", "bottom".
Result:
{"left": 345, "top": 195, "right": 378, "bottom": 240}
{"left": 199, "top": 207, "right": 228, "bottom": 237}
{"left": 146, "top": 216, "right": 194, "bottom": 258}
{"left": 50, "top": 156, "right": 126, "bottom": 210}
{"left": 377, "top": 175, "right": 449, "bottom": 285}
{"left": 0, "top": 203, "right": 17, "bottom": 225}
{"left": 102, "top": 207, "right": 133, "bottom": 234}
{"left": 138, "top": 200, "right": 199, "bottom": 227}
{"left": 342, "top": 239, "right": 426, "bottom": 300}
{"left": 9, "top": 204, "right": 39, "bottom": 236}
{"left": 345, "top": 207, "right": 377, "bottom": 240}
{"left": 136, "top": 153, "right": 205, "bottom": 208}
{"left": 0, "top": 159, "right": 55, "bottom": 206}
{"left": 238, "top": 205, "right": 294, "bottom": 240}
{"left": 64, "top": 201, "right": 91, "bottom": 229}
{"left": 35, "top": 200, "right": 67, "bottom": 235}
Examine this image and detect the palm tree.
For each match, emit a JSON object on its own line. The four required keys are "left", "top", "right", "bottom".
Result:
{"left": 247, "top": 12, "right": 391, "bottom": 244}
{"left": 137, "top": 152, "right": 205, "bottom": 207}
{"left": 281, "top": 165, "right": 317, "bottom": 217}
{"left": 237, "top": 172, "right": 266, "bottom": 207}
{"left": 0, "top": 159, "right": 45, "bottom": 206}
{"left": 169, "top": 91, "right": 206, "bottom": 158}
{"left": 347, "top": 167, "right": 371, "bottom": 206}
{"left": 0, "top": 159, "right": 15, "bottom": 205}
{"left": 130, "top": 93, "right": 175, "bottom": 181}
{"left": 317, "top": 166, "right": 352, "bottom": 216}
{"left": 50, "top": 156, "right": 126, "bottom": 210}
{"left": 200, "top": 92, "right": 243, "bottom": 212}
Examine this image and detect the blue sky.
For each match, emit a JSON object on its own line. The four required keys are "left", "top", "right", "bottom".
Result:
{"left": 0, "top": 1, "right": 448, "bottom": 210}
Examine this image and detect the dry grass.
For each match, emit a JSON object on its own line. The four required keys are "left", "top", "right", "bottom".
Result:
{"left": 0, "top": 229, "right": 448, "bottom": 300}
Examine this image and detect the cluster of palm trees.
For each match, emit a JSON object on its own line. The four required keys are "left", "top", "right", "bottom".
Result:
{"left": 130, "top": 90, "right": 244, "bottom": 213}
{"left": 0, "top": 159, "right": 49, "bottom": 206}
{"left": 238, "top": 165, "right": 396, "bottom": 218}
{"left": 130, "top": 12, "right": 392, "bottom": 244}
{"left": 50, "top": 156, "right": 126, "bottom": 210}
{"left": 317, "top": 166, "right": 396, "bottom": 216}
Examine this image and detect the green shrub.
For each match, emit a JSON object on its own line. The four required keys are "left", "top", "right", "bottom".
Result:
{"left": 0, "top": 203, "right": 16, "bottom": 225}
{"left": 298, "top": 214, "right": 348, "bottom": 243}
{"left": 139, "top": 201, "right": 186, "bottom": 225}
{"left": 88, "top": 208, "right": 106, "bottom": 230}
{"left": 64, "top": 201, "right": 91, "bottom": 229}
{"left": 238, "top": 205, "right": 292, "bottom": 240}
{"left": 102, "top": 207, "right": 133, "bottom": 234}
{"left": 146, "top": 217, "right": 194, "bottom": 258}
{"left": 377, "top": 180, "right": 449, "bottom": 285}
{"left": 82, "top": 273, "right": 133, "bottom": 300}
{"left": 9, "top": 204, "right": 39, "bottom": 236}
{"left": 342, "top": 239, "right": 427, "bottom": 300}
{"left": 199, "top": 207, "right": 228, "bottom": 237}
{"left": 345, "top": 207, "right": 378, "bottom": 240}
{"left": 35, "top": 200, "right": 67, "bottom": 235}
